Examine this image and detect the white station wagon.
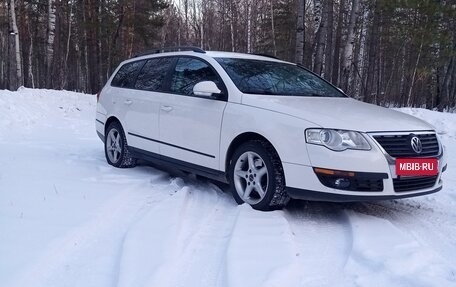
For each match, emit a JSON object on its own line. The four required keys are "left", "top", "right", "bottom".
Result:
{"left": 96, "top": 47, "right": 447, "bottom": 210}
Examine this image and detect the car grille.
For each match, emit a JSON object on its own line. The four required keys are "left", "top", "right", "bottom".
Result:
{"left": 393, "top": 175, "right": 438, "bottom": 192}
{"left": 373, "top": 133, "right": 439, "bottom": 158}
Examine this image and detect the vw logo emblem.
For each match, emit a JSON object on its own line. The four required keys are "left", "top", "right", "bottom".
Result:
{"left": 410, "top": 136, "right": 422, "bottom": 154}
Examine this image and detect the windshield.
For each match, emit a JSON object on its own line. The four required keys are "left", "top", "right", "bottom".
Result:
{"left": 215, "top": 58, "right": 346, "bottom": 97}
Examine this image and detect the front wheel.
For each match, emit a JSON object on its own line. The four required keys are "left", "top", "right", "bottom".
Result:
{"left": 105, "top": 121, "right": 136, "bottom": 168}
{"left": 229, "top": 140, "right": 290, "bottom": 211}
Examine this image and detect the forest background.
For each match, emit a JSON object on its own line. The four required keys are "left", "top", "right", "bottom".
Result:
{"left": 1, "top": 0, "right": 455, "bottom": 110}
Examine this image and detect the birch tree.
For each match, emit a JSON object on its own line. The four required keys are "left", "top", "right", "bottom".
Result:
{"left": 295, "top": 0, "right": 305, "bottom": 65}
{"left": 341, "top": 0, "right": 360, "bottom": 91}
{"left": 9, "top": 0, "right": 23, "bottom": 88}
{"left": 46, "top": 0, "right": 56, "bottom": 87}
{"left": 247, "top": 0, "right": 252, "bottom": 53}
{"left": 270, "top": 0, "right": 277, "bottom": 56}
{"left": 323, "top": 0, "right": 333, "bottom": 79}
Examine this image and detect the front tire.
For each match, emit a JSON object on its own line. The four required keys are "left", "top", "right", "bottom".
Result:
{"left": 105, "top": 121, "right": 136, "bottom": 168}
{"left": 229, "top": 140, "right": 290, "bottom": 211}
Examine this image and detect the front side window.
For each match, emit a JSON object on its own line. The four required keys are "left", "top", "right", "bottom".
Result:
{"left": 170, "top": 57, "right": 223, "bottom": 96}
{"left": 111, "top": 60, "right": 144, "bottom": 88}
{"left": 135, "top": 57, "right": 175, "bottom": 92}
{"left": 215, "top": 58, "right": 346, "bottom": 97}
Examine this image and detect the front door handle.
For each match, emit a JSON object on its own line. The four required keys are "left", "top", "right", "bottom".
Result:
{"left": 161, "top": 105, "right": 173, "bottom": 112}
{"left": 124, "top": 99, "right": 133, "bottom": 105}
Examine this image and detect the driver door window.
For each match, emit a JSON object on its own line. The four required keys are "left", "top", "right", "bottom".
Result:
{"left": 170, "top": 57, "right": 224, "bottom": 96}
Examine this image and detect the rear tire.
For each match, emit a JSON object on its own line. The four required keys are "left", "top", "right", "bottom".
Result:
{"left": 105, "top": 121, "right": 136, "bottom": 168}
{"left": 229, "top": 140, "right": 290, "bottom": 211}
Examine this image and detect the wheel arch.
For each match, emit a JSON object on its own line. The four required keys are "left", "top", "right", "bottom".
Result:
{"left": 104, "top": 116, "right": 122, "bottom": 135}
{"left": 225, "top": 132, "right": 282, "bottom": 173}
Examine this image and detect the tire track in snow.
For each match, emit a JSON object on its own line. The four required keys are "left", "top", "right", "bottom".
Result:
{"left": 154, "top": 188, "right": 240, "bottom": 287}
{"left": 222, "top": 204, "right": 326, "bottom": 287}
{"left": 346, "top": 200, "right": 456, "bottom": 270}
{"left": 281, "top": 201, "right": 354, "bottom": 287}
{"left": 115, "top": 180, "right": 240, "bottom": 287}
{"left": 343, "top": 208, "right": 456, "bottom": 287}
{"left": 6, "top": 175, "right": 172, "bottom": 287}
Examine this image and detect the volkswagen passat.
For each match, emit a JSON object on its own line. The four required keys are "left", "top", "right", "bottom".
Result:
{"left": 96, "top": 47, "right": 447, "bottom": 210}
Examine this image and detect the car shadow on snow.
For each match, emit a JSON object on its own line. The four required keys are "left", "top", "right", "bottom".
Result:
{"left": 136, "top": 160, "right": 428, "bottom": 222}
{"left": 285, "top": 198, "right": 429, "bottom": 222}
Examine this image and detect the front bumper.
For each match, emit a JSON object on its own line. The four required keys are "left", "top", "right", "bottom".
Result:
{"left": 283, "top": 131, "right": 447, "bottom": 201}
{"left": 286, "top": 186, "right": 442, "bottom": 202}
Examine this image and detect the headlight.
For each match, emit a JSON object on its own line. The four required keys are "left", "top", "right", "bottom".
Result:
{"left": 305, "top": 129, "right": 371, "bottom": 151}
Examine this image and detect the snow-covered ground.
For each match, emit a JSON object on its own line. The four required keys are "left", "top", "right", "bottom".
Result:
{"left": 1, "top": 88, "right": 455, "bottom": 287}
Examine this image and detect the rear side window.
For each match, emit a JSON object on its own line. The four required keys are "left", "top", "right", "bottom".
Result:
{"left": 170, "top": 57, "right": 223, "bottom": 96}
{"left": 111, "top": 61, "right": 144, "bottom": 88}
{"left": 135, "top": 57, "right": 174, "bottom": 92}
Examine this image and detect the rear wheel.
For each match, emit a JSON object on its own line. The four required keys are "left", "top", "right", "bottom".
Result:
{"left": 229, "top": 140, "right": 289, "bottom": 211}
{"left": 105, "top": 122, "right": 136, "bottom": 168}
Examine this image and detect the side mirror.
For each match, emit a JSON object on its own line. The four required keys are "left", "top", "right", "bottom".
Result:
{"left": 193, "top": 81, "right": 222, "bottom": 98}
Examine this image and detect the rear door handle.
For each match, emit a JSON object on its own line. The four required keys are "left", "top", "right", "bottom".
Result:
{"left": 124, "top": 99, "right": 133, "bottom": 105}
{"left": 161, "top": 105, "right": 173, "bottom": 112}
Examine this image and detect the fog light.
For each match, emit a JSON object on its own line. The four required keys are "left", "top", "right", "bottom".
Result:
{"left": 313, "top": 167, "right": 387, "bottom": 191}
{"left": 334, "top": 178, "right": 350, "bottom": 189}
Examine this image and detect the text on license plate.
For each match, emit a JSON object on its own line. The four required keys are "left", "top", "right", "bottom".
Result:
{"left": 396, "top": 158, "right": 438, "bottom": 176}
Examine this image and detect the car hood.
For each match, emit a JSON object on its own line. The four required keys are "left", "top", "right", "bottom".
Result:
{"left": 242, "top": 95, "right": 434, "bottom": 132}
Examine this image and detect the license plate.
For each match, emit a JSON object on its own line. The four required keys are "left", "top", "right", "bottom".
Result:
{"left": 396, "top": 158, "right": 438, "bottom": 176}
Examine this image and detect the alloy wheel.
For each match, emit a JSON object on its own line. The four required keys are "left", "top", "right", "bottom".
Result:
{"left": 233, "top": 151, "right": 269, "bottom": 205}
{"left": 106, "top": 128, "right": 122, "bottom": 163}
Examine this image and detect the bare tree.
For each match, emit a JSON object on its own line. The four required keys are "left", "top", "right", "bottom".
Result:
{"left": 341, "top": 0, "right": 360, "bottom": 91}
{"left": 314, "top": 0, "right": 327, "bottom": 75}
{"left": 270, "top": 0, "right": 276, "bottom": 56}
{"left": 46, "top": 0, "right": 56, "bottom": 87}
{"left": 295, "top": 0, "right": 305, "bottom": 65}
{"left": 9, "top": 0, "right": 23, "bottom": 88}
{"left": 247, "top": 0, "right": 252, "bottom": 53}
{"left": 323, "top": 0, "right": 333, "bottom": 79}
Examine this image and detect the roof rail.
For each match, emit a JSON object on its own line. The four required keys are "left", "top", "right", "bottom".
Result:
{"left": 251, "top": 53, "right": 279, "bottom": 60}
{"left": 134, "top": 46, "right": 206, "bottom": 57}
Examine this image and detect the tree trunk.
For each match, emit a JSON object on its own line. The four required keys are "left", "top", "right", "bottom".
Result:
{"left": 270, "top": 0, "right": 276, "bottom": 56}
{"left": 200, "top": 0, "right": 204, "bottom": 48}
{"left": 331, "top": 0, "right": 344, "bottom": 84}
{"left": 311, "top": 0, "right": 322, "bottom": 70}
{"left": 229, "top": 0, "right": 235, "bottom": 52}
{"left": 247, "top": 0, "right": 252, "bottom": 53}
{"left": 177, "top": 0, "right": 181, "bottom": 46}
{"left": 98, "top": 0, "right": 103, "bottom": 86}
{"left": 0, "top": 29, "right": 5, "bottom": 88}
{"left": 62, "top": 0, "right": 73, "bottom": 89}
{"left": 10, "top": 0, "right": 23, "bottom": 88}
{"left": 26, "top": 3, "right": 34, "bottom": 88}
{"left": 295, "top": 0, "right": 305, "bottom": 64}
{"left": 407, "top": 37, "right": 423, "bottom": 107}
{"left": 440, "top": 41, "right": 456, "bottom": 109}
{"left": 46, "top": 0, "right": 56, "bottom": 88}
{"left": 341, "top": 0, "right": 360, "bottom": 91}
{"left": 314, "top": 0, "right": 327, "bottom": 75}
{"left": 323, "top": 0, "right": 333, "bottom": 79}
{"left": 354, "top": 1, "right": 369, "bottom": 99}
{"left": 82, "top": 0, "right": 89, "bottom": 91}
